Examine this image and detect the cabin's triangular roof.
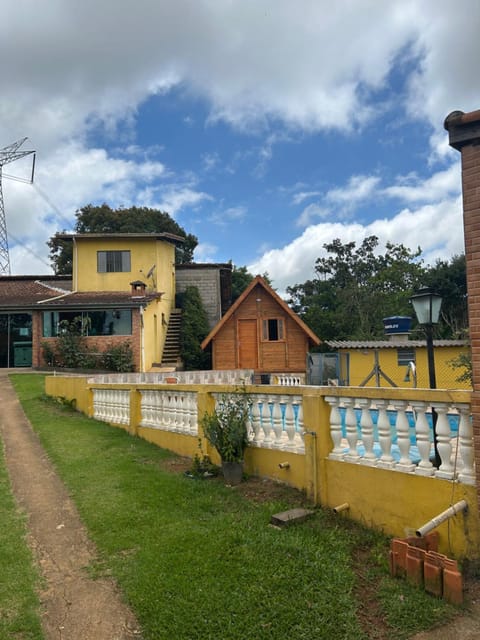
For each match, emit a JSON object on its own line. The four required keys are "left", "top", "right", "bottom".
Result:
{"left": 201, "top": 275, "right": 321, "bottom": 349}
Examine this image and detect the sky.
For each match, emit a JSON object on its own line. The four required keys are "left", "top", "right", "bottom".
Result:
{"left": 1, "top": 0, "right": 479, "bottom": 295}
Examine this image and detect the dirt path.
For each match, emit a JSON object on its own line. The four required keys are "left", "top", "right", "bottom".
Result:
{"left": 0, "top": 373, "right": 142, "bottom": 640}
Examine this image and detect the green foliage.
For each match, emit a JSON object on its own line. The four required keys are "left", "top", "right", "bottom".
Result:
{"left": 287, "top": 239, "right": 469, "bottom": 343}
{"left": 186, "top": 452, "right": 220, "bottom": 479}
{"left": 101, "top": 342, "right": 135, "bottom": 372}
{"left": 287, "top": 236, "right": 425, "bottom": 342}
{"left": 42, "top": 317, "right": 134, "bottom": 372}
{"left": 231, "top": 264, "right": 271, "bottom": 302}
{"left": 423, "top": 254, "right": 468, "bottom": 338}
{"left": 55, "top": 316, "right": 91, "bottom": 368}
{"left": 449, "top": 348, "right": 473, "bottom": 386}
{"left": 48, "top": 203, "right": 198, "bottom": 274}
{"left": 201, "top": 389, "right": 252, "bottom": 462}
{"left": 179, "top": 285, "right": 211, "bottom": 370}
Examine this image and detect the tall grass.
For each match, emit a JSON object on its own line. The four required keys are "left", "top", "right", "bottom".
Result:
{"left": 11, "top": 374, "right": 457, "bottom": 640}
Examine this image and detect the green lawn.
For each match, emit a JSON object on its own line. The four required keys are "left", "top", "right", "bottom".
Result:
{"left": 9, "top": 373, "right": 458, "bottom": 640}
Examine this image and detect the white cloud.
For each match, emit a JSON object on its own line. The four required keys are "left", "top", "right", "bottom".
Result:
{"left": 158, "top": 187, "right": 213, "bottom": 216}
{"left": 250, "top": 195, "right": 464, "bottom": 296}
{"left": 0, "top": 0, "right": 478, "bottom": 277}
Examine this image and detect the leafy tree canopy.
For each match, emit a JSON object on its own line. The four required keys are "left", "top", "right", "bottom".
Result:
{"left": 48, "top": 203, "right": 198, "bottom": 274}
{"left": 422, "top": 254, "right": 467, "bottom": 338}
{"left": 287, "top": 235, "right": 426, "bottom": 343}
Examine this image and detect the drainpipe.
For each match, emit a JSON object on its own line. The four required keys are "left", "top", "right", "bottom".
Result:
{"left": 140, "top": 305, "right": 145, "bottom": 373}
{"left": 415, "top": 500, "right": 468, "bottom": 537}
{"left": 304, "top": 430, "right": 318, "bottom": 504}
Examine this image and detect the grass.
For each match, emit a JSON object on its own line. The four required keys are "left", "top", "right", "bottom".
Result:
{"left": 0, "top": 433, "right": 44, "bottom": 638}
{"left": 9, "top": 373, "right": 459, "bottom": 640}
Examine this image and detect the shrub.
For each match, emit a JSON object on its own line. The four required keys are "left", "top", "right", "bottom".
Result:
{"left": 101, "top": 342, "right": 134, "bottom": 372}
{"left": 179, "top": 286, "right": 211, "bottom": 370}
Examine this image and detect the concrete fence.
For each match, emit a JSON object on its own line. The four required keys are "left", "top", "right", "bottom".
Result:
{"left": 45, "top": 373, "right": 480, "bottom": 559}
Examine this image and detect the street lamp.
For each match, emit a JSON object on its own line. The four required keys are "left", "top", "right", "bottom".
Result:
{"left": 410, "top": 287, "right": 443, "bottom": 467}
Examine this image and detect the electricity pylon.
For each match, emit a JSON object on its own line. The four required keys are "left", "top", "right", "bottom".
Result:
{"left": 0, "top": 138, "right": 36, "bottom": 275}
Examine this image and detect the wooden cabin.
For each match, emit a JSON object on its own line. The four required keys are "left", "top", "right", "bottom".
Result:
{"left": 201, "top": 275, "right": 320, "bottom": 378}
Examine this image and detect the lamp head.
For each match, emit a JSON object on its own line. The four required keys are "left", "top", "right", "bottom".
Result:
{"left": 410, "top": 287, "right": 442, "bottom": 325}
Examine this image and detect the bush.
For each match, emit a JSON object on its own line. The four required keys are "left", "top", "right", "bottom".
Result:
{"left": 179, "top": 286, "right": 211, "bottom": 370}
{"left": 101, "top": 342, "right": 134, "bottom": 372}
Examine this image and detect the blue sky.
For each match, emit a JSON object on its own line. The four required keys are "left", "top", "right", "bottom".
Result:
{"left": 1, "top": 0, "right": 478, "bottom": 294}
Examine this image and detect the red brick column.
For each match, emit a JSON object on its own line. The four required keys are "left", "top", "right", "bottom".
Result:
{"left": 445, "top": 109, "right": 480, "bottom": 514}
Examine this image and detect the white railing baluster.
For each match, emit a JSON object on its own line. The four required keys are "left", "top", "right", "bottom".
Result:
{"left": 358, "top": 398, "right": 376, "bottom": 466}
{"left": 326, "top": 396, "right": 344, "bottom": 460}
{"left": 344, "top": 398, "right": 360, "bottom": 462}
{"left": 392, "top": 400, "right": 415, "bottom": 472}
{"left": 457, "top": 404, "right": 475, "bottom": 485}
{"left": 434, "top": 404, "right": 454, "bottom": 480}
{"left": 412, "top": 402, "right": 435, "bottom": 476}
{"left": 376, "top": 400, "right": 395, "bottom": 469}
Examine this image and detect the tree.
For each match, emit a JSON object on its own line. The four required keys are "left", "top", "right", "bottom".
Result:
{"left": 287, "top": 236, "right": 426, "bottom": 342}
{"left": 231, "top": 264, "right": 271, "bottom": 303}
{"left": 179, "top": 286, "right": 211, "bottom": 370}
{"left": 422, "top": 254, "right": 468, "bottom": 338}
{"left": 48, "top": 204, "right": 198, "bottom": 274}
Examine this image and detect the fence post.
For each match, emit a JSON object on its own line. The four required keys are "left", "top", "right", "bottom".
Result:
{"left": 196, "top": 388, "right": 217, "bottom": 462}
{"left": 303, "top": 390, "right": 332, "bottom": 505}
{"left": 129, "top": 387, "right": 141, "bottom": 436}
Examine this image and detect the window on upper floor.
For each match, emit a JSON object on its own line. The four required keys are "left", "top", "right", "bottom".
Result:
{"left": 262, "top": 318, "right": 285, "bottom": 341}
{"left": 97, "top": 250, "right": 131, "bottom": 273}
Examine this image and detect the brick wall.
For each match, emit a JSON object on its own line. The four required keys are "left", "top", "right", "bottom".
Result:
{"left": 34, "top": 308, "right": 142, "bottom": 371}
{"left": 445, "top": 110, "right": 480, "bottom": 514}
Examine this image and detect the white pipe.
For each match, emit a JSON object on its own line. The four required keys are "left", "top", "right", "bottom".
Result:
{"left": 416, "top": 500, "right": 468, "bottom": 537}
{"left": 333, "top": 503, "right": 349, "bottom": 514}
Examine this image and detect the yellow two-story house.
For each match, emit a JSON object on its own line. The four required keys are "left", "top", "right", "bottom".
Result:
{"left": 0, "top": 232, "right": 184, "bottom": 371}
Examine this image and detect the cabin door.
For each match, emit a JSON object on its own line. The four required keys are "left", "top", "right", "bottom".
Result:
{"left": 238, "top": 319, "right": 258, "bottom": 369}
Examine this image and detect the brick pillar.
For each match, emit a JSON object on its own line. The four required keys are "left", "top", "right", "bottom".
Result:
{"left": 445, "top": 109, "right": 480, "bottom": 515}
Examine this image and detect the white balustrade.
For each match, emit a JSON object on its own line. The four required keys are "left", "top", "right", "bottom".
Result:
{"left": 140, "top": 389, "right": 198, "bottom": 436}
{"left": 93, "top": 388, "right": 130, "bottom": 425}
{"left": 213, "top": 392, "right": 304, "bottom": 453}
{"left": 325, "top": 394, "right": 473, "bottom": 484}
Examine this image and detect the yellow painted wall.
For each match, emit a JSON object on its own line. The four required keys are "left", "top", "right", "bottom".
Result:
{"left": 341, "top": 345, "right": 469, "bottom": 389}
{"left": 44, "top": 375, "right": 480, "bottom": 559}
{"left": 73, "top": 236, "right": 176, "bottom": 296}
{"left": 70, "top": 235, "right": 177, "bottom": 370}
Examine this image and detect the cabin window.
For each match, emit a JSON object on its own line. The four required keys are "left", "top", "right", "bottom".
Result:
{"left": 97, "top": 250, "right": 131, "bottom": 273}
{"left": 397, "top": 348, "right": 415, "bottom": 366}
{"left": 262, "top": 318, "right": 284, "bottom": 341}
{"left": 42, "top": 309, "right": 132, "bottom": 337}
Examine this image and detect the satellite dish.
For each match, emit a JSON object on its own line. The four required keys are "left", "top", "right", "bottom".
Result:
{"left": 146, "top": 264, "right": 156, "bottom": 279}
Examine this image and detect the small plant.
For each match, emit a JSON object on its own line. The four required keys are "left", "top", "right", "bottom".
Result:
{"left": 186, "top": 453, "right": 220, "bottom": 479}
{"left": 201, "top": 388, "right": 252, "bottom": 463}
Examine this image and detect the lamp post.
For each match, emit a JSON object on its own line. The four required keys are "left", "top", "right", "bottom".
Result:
{"left": 410, "top": 287, "right": 443, "bottom": 467}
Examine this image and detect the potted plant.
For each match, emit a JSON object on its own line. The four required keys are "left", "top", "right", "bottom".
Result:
{"left": 201, "top": 389, "right": 251, "bottom": 485}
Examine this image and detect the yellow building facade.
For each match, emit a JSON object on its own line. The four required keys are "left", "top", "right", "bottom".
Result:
{"left": 327, "top": 339, "right": 470, "bottom": 390}
{"left": 54, "top": 232, "right": 182, "bottom": 371}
